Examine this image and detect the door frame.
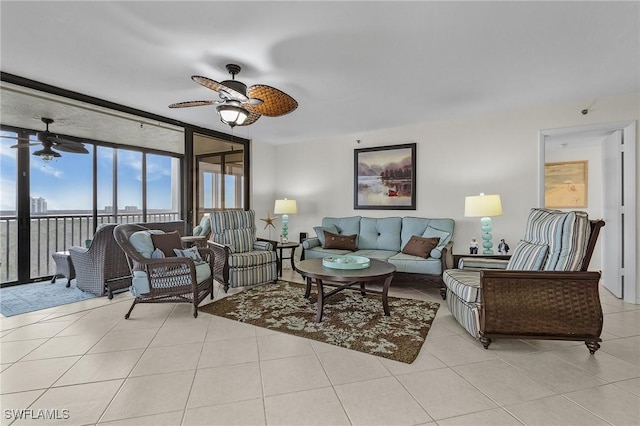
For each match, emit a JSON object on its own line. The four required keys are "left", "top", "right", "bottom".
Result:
{"left": 538, "top": 121, "right": 637, "bottom": 304}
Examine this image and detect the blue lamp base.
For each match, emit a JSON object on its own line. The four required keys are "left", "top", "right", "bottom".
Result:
{"left": 281, "top": 214, "right": 289, "bottom": 243}
{"left": 481, "top": 216, "right": 494, "bottom": 255}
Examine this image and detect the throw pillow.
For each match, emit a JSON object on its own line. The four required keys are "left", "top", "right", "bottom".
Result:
{"left": 506, "top": 240, "right": 549, "bottom": 271}
{"left": 314, "top": 224, "right": 339, "bottom": 246}
{"left": 151, "top": 248, "right": 165, "bottom": 259}
{"left": 401, "top": 236, "right": 440, "bottom": 259}
{"left": 173, "top": 246, "right": 205, "bottom": 264}
{"left": 150, "top": 231, "right": 182, "bottom": 257}
{"left": 323, "top": 230, "right": 357, "bottom": 251}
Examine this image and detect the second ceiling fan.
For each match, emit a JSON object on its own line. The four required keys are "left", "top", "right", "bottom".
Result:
{"left": 169, "top": 64, "right": 298, "bottom": 128}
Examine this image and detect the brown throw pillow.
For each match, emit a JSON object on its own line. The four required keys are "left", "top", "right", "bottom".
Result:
{"left": 150, "top": 231, "right": 182, "bottom": 257}
{"left": 323, "top": 230, "right": 357, "bottom": 251}
{"left": 402, "top": 236, "right": 440, "bottom": 258}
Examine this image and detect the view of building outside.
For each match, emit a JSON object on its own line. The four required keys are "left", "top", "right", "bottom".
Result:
{"left": 0, "top": 130, "right": 181, "bottom": 285}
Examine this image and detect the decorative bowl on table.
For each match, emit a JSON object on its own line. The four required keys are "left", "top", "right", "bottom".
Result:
{"left": 322, "top": 255, "right": 371, "bottom": 270}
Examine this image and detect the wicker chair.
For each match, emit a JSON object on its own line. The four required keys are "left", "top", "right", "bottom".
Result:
{"left": 207, "top": 210, "right": 278, "bottom": 292}
{"left": 69, "top": 224, "right": 131, "bottom": 298}
{"left": 443, "top": 208, "right": 605, "bottom": 353}
{"left": 113, "top": 224, "right": 214, "bottom": 319}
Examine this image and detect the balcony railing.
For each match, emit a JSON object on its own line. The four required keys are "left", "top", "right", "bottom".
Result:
{"left": 0, "top": 212, "right": 180, "bottom": 284}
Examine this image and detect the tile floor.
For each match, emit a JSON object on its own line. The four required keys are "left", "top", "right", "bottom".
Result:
{"left": 1, "top": 268, "right": 639, "bottom": 426}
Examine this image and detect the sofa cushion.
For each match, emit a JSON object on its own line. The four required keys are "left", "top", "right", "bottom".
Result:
{"left": 388, "top": 253, "right": 442, "bottom": 275}
{"left": 321, "top": 216, "right": 361, "bottom": 239}
{"left": 523, "top": 208, "right": 590, "bottom": 271}
{"left": 304, "top": 246, "right": 353, "bottom": 259}
{"left": 401, "top": 236, "right": 440, "bottom": 258}
{"left": 422, "top": 225, "right": 452, "bottom": 259}
{"left": 353, "top": 249, "right": 398, "bottom": 261}
{"left": 358, "top": 217, "right": 402, "bottom": 251}
{"left": 151, "top": 231, "right": 182, "bottom": 257}
{"left": 314, "top": 224, "right": 339, "bottom": 246}
{"left": 506, "top": 240, "right": 548, "bottom": 270}
{"left": 323, "top": 231, "right": 357, "bottom": 251}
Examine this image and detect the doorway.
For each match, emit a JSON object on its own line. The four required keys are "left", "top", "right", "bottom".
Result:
{"left": 539, "top": 121, "right": 637, "bottom": 304}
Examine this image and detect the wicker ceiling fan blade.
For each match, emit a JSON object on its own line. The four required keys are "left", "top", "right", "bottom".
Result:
{"left": 247, "top": 85, "right": 298, "bottom": 117}
{"left": 191, "top": 75, "right": 248, "bottom": 102}
{"left": 168, "top": 100, "right": 219, "bottom": 108}
{"left": 51, "top": 138, "right": 89, "bottom": 154}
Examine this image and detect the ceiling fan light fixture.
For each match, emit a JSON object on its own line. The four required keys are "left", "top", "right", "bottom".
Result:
{"left": 33, "top": 147, "right": 61, "bottom": 162}
{"left": 216, "top": 102, "right": 249, "bottom": 128}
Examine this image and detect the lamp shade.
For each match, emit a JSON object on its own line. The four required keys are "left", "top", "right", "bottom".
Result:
{"left": 216, "top": 101, "right": 248, "bottom": 127}
{"left": 464, "top": 193, "right": 503, "bottom": 217}
{"left": 274, "top": 198, "right": 297, "bottom": 214}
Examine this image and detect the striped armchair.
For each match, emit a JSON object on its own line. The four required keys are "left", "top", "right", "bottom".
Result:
{"left": 443, "top": 208, "right": 605, "bottom": 353}
{"left": 207, "top": 210, "right": 278, "bottom": 292}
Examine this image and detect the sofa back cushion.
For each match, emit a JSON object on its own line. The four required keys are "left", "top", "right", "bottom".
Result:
{"left": 401, "top": 217, "right": 455, "bottom": 249}
{"left": 321, "top": 216, "right": 361, "bottom": 240}
{"left": 523, "top": 208, "right": 590, "bottom": 271}
{"left": 358, "top": 217, "right": 402, "bottom": 251}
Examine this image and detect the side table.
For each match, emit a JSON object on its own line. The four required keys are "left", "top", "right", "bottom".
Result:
{"left": 51, "top": 251, "right": 76, "bottom": 287}
{"left": 276, "top": 241, "right": 300, "bottom": 277}
{"left": 180, "top": 235, "right": 208, "bottom": 249}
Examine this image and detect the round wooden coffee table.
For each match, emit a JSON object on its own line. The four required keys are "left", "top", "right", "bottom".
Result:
{"left": 294, "top": 258, "right": 396, "bottom": 322}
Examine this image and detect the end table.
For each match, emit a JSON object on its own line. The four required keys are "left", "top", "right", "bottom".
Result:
{"left": 276, "top": 241, "right": 300, "bottom": 277}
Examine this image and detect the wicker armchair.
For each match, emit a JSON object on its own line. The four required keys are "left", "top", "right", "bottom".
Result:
{"left": 443, "top": 208, "right": 605, "bottom": 353}
{"left": 114, "top": 224, "right": 214, "bottom": 319}
{"left": 207, "top": 210, "right": 278, "bottom": 292}
{"left": 69, "top": 224, "right": 131, "bottom": 298}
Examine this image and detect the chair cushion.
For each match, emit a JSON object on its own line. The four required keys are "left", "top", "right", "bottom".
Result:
{"left": 443, "top": 269, "right": 482, "bottom": 303}
{"left": 506, "top": 240, "right": 549, "bottom": 270}
{"left": 401, "top": 236, "right": 440, "bottom": 258}
{"left": 131, "top": 262, "right": 211, "bottom": 296}
{"left": 173, "top": 246, "right": 205, "bottom": 264}
{"left": 129, "top": 229, "right": 165, "bottom": 258}
{"left": 314, "top": 224, "right": 339, "bottom": 246}
{"left": 323, "top": 231, "right": 357, "bottom": 251}
{"left": 151, "top": 231, "right": 182, "bottom": 257}
{"left": 211, "top": 210, "right": 255, "bottom": 233}
{"left": 523, "top": 208, "right": 590, "bottom": 271}
{"left": 228, "top": 250, "right": 278, "bottom": 268}
{"left": 223, "top": 228, "right": 254, "bottom": 253}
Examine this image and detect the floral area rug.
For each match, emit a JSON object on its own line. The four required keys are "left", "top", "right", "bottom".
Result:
{"left": 199, "top": 281, "right": 439, "bottom": 363}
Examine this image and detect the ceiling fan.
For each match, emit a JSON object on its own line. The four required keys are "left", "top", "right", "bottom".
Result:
{"left": 10, "top": 117, "right": 89, "bottom": 162}
{"left": 169, "top": 64, "right": 298, "bottom": 128}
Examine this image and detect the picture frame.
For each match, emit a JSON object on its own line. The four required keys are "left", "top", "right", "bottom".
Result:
{"left": 544, "top": 160, "right": 588, "bottom": 208}
{"left": 354, "top": 143, "right": 416, "bottom": 210}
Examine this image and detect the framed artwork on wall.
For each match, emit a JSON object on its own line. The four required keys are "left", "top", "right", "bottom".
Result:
{"left": 544, "top": 160, "right": 588, "bottom": 208}
{"left": 354, "top": 143, "right": 416, "bottom": 210}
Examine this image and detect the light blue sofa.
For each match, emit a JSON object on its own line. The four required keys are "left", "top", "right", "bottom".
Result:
{"left": 302, "top": 216, "right": 455, "bottom": 291}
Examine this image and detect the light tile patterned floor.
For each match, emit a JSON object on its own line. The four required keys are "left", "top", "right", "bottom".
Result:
{"left": 1, "top": 268, "right": 639, "bottom": 426}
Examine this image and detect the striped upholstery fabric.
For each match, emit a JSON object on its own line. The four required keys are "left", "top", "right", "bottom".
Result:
{"left": 228, "top": 250, "right": 278, "bottom": 268}
{"left": 223, "top": 228, "right": 254, "bottom": 253}
{"left": 443, "top": 269, "right": 481, "bottom": 303}
{"left": 523, "top": 208, "right": 590, "bottom": 271}
{"left": 506, "top": 240, "right": 548, "bottom": 270}
{"left": 446, "top": 288, "right": 481, "bottom": 338}
{"left": 210, "top": 210, "right": 278, "bottom": 289}
{"left": 457, "top": 257, "right": 509, "bottom": 270}
{"left": 228, "top": 263, "right": 278, "bottom": 288}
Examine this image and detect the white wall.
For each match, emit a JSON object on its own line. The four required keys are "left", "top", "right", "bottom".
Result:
{"left": 250, "top": 92, "right": 639, "bottom": 294}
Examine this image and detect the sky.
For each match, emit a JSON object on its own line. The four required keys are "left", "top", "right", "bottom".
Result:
{"left": 1, "top": 131, "right": 177, "bottom": 212}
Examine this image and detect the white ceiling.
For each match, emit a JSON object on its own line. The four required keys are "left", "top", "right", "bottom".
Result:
{"left": 1, "top": 1, "right": 638, "bottom": 146}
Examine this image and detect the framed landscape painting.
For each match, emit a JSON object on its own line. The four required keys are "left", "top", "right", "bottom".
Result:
{"left": 544, "top": 160, "right": 588, "bottom": 208}
{"left": 354, "top": 143, "right": 416, "bottom": 210}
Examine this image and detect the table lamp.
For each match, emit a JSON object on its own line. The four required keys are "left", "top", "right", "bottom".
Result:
{"left": 464, "top": 193, "right": 503, "bottom": 254}
{"left": 274, "top": 198, "right": 297, "bottom": 243}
